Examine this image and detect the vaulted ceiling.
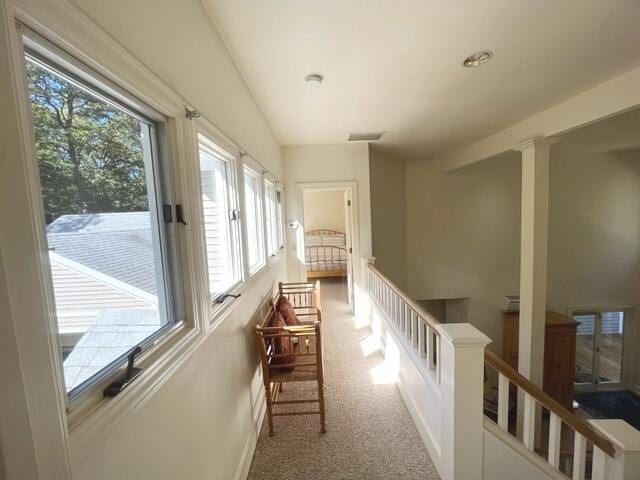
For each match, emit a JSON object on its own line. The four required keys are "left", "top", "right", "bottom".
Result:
{"left": 203, "top": 0, "right": 640, "bottom": 159}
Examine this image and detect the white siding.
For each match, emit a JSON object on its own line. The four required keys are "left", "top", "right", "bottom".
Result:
{"left": 50, "top": 259, "right": 155, "bottom": 333}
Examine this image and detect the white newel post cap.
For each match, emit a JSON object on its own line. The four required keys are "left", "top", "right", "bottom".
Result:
{"left": 589, "top": 419, "right": 640, "bottom": 480}
{"left": 436, "top": 323, "right": 492, "bottom": 348}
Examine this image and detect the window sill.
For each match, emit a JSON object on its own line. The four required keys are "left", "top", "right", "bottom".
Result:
{"left": 208, "top": 284, "right": 245, "bottom": 329}
{"left": 248, "top": 261, "right": 267, "bottom": 278}
{"left": 67, "top": 320, "right": 203, "bottom": 464}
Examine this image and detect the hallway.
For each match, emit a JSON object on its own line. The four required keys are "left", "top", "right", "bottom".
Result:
{"left": 247, "top": 278, "right": 439, "bottom": 479}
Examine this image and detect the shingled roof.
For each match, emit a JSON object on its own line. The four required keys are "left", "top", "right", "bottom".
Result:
{"left": 47, "top": 212, "right": 157, "bottom": 295}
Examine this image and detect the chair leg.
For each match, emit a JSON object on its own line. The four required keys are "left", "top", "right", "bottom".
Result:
{"left": 265, "top": 386, "right": 275, "bottom": 436}
{"left": 318, "top": 379, "right": 327, "bottom": 434}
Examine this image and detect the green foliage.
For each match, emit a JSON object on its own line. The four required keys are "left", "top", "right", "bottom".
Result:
{"left": 26, "top": 60, "right": 149, "bottom": 224}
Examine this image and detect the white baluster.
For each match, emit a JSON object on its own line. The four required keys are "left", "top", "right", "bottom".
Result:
{"left": 418, "top": 321, "right": 426, "bottom": 359}
{"left": 497, "top": 373, "right": 510, "bottom": 431}
{"left": 435, "top": 335, "right": 441, "bottom": 383}
{"left": 589, "top": 418, "right": 640, "bottom": 480}
{"left": 393, "top": 294, "right": 398, "bottom": 324}
{"left": 426, "top": 326, "right": 435, "bottom": 369}
{"left": 409, "top": 308, "right": 418, "bottom": 348}
{"left": 548, "top": 412, "right": 561, "bottom": 469}
{"left": 425, "top": 324, "right": 432, "bottom": 364}
{"left": 523, "top": 393, "right": 536, "bottom": 451}
{"left": 573, "top": 432, "right": 586, "bottom": 480}
{"left": 403, "top": 303, "right": 408, "bottom": 336}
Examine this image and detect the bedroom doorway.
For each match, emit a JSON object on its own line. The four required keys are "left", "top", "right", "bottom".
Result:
{"left": 300, "top": 185, "right": 355, "bottom": 312}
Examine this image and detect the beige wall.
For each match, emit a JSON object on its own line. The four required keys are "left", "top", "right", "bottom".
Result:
{"left": 406, "top": 152, "right": 522, "bottom": 351}
{"left": 2, "top": 0, "right": 286, "bottom": 478}
{"left": 547, "top": 148, "right": 640, "bottom": 389}
{"left": 282, "top": 143, "right": 372, "bottom": 318}
{"left": 547, "top": 149, "right": 640, "bottom": 311}
{"left": 69, "top": 1, "right": 285, "bottom": 477}
{"left": 405, "top": 144, "right": 640, "bottom": 375}
{"left": 73, "top": 0, "right": 281, "bottom": 178}
{"left": 302, "top": 190, "right": 346, "bottom": 232}
{"left": 369, "top": 147, "right": 408, "bottom": 289}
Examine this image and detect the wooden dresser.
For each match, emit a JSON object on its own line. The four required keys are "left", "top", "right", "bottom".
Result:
{"left": 503, "top": 311, "right": 578, "bottom": 410}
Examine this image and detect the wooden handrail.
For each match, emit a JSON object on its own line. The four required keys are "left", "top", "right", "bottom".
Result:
{"left": 484, "top": 350, "right": 615, "bottom": 457}
{"left": 367, "top": 261, "right": 441, "bottom": 330}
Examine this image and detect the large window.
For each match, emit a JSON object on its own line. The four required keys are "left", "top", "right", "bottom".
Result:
{"left": 24, "top": 43, "right": 179, "bottom": 398}
{"left": 198, "top": 135, "right": 242, "bottom": 299}
{"left": 264, "top": 179, "right": 278, "bottom": 256}
{"left": 243, "top": 165, "right": 265, "bottom": 273}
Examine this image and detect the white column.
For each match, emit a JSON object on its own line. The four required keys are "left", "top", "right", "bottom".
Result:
{"left": 437, "top": 323, "right": 491, "bottom": 480}
{"left": 514, "top": 137, "right": 556, "bottom": 387}
{"left": 590, "top": 420, "right": 640, "bottom": 480}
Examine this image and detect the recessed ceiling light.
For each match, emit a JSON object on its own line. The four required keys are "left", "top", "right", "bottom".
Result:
{"left": 463, "top": 50, "right": 493, "bottom": 68}
{"left": 305, "top": 73, "right": 324, "bottom": 86}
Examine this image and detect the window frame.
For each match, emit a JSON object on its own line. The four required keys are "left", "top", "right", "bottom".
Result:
{"left": 23, "top": 33, "right": 187, "bottom": 403}
{"left": 264, "top": 176, "right": 279, "bottom": 257}
{"left": 14, "top": 25, "right": 205, "bottom": 433}
{"left": 195, "top": 128, "right": 245, "bottom": 320}
{"left": 569, "top": 304, "right": 631, "bottom": 391}
{"left": 241, "top": 157, "right": 267, "bottom": 276}
{"left": 275, "top": 185, "right": 286, "bottom": 250}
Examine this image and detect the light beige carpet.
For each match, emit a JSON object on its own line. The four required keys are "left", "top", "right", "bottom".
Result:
{"left": 247, "top": 278, "right": 440, "bottom": 480}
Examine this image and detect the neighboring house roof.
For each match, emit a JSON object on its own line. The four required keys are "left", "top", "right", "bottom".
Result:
{"left": 47, "top": 212, "right": 157, "bottom": 295}
{"left": 63, "top": 307, "right": 161, "bottom": 391}
{"left": 46, "top": 212, "right": 164, "bottom": 392}
{"left": 50, "top": 252, "right": 157, "bottom": 336}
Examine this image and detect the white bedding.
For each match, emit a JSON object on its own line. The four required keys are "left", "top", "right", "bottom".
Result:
{"left": 304, "top": 233, "right": 346, "bottom": 247}
{"left": 305, "top": 245, "right": 347, "bottom": 272}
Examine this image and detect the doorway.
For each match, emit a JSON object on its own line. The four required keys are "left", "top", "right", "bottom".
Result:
{"left": 573, "top": 309, "right": 626, "bottom": 391}
{"left": 299, "top": 184, "right": 356, "bottom": 312}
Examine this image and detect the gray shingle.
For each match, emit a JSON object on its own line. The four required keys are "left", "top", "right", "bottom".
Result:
{"left": 47, "top": 212, "right": 158, "bottom": 294}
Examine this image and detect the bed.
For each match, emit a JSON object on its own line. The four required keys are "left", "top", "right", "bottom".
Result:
{"left": 304, "top": 229, "right": 348, "bottom": 278}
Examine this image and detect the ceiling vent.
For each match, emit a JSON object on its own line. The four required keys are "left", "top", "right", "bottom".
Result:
{"left": 348, "top": 132, "right": 385, "bottom": 142}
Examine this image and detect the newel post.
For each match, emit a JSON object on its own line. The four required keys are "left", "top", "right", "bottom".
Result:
{"left": 590, "top": 420, "right": 640, "bottom": 480}
{"left": 437, "top": 323, "right": 491, "bottom": 480}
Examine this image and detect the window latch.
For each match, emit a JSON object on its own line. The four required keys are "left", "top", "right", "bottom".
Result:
{"left": 215, "top": 293, "right": 241, "bottom": 304}
{"left": 162, "top": 205, "right": 173, "bottom": 223}
{"left": 103, "top": 346, "right": 143, "bottom": 398}
{"left": 176, "top": 204, "right": 187, "bottom": 225}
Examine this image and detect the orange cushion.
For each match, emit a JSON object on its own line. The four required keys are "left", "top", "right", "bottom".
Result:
{"left": 277, "top": 296, "right": 300, "bottom": 326}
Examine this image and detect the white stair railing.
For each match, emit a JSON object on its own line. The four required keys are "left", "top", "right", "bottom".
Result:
{"left": 366, "top": 261, "right": 442, "bottom": 383}
{"left": 485, "top": 350, "right": 617, "bottom": 480}
{"left": 365, "top": 259, "right": 640, "bottom": 480}
{"left": 366, "top": 259, "right": 490, "bottom": 480}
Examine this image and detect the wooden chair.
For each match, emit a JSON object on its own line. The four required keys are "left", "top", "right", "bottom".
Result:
{"left": 255, "top": 281, "right": 326, "bottom": 436}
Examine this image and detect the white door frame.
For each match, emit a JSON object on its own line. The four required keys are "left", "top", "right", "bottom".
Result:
{"left": 296, "top": 181, "right": 359, "bottom": 312}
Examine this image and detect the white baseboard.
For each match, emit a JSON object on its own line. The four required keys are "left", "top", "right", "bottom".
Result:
{"left": 234, "top": 387, "right": 266, "bottom": 480}
{"left": 396, "top": 373, "right": 442, "bottom": 471}
{"left": 370, "top": 302, "right": 443, "bottom": 471}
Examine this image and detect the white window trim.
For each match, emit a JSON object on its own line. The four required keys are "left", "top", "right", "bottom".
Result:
{"left": 263, "top": 175, "right": 279, "bottom": 258}
{"left": 241, "top": 156, "right": 267, "bottom": 276}
{"left": 194, "top": 121, "right": 247, "bottom": 326}
{"left": 5, "top": 1, "right": 209, "bottom": 467}
{"left": 275, "top": 183, "right": 286, "bottom": 250}
{"left": 25, "top": 38, "right": 187, "bottom": 403}
{"left": 568, "top": 303, "right": 634, "bottom": 393}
